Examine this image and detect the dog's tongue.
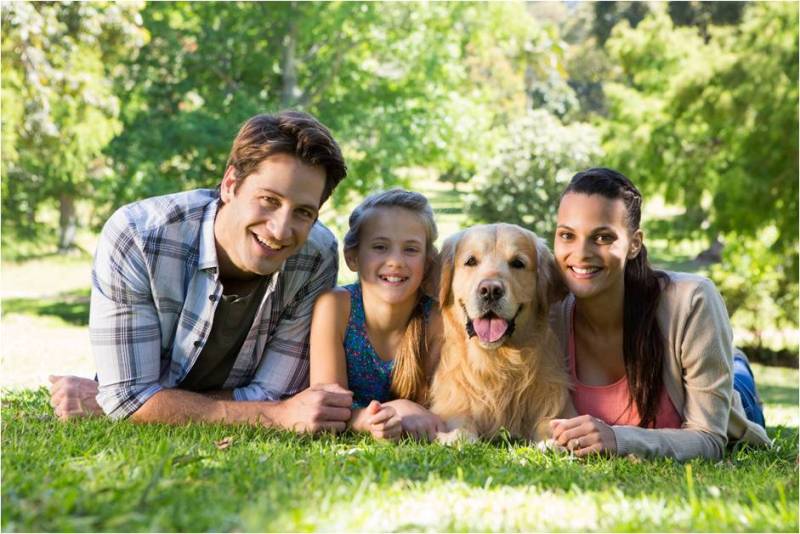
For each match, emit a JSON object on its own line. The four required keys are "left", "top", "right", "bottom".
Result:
{"left": 473, "top": 316, "right": 509, "bottom": 343}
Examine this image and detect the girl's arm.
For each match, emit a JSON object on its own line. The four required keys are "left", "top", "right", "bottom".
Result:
{"left": 309, "top": 288, "right": 351, "bottom": 389}
{"left": 308, "top": 288, "right": 401, "bottom": 440}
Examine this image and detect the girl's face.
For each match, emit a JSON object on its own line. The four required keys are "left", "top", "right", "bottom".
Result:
{"left": 346, "top": 206, "right": 428, "bottom": 306}
{"left": 554, "top": 192, "right": 642, "bottom": 301}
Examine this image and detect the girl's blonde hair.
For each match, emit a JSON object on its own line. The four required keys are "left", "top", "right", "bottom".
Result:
{"left": 343, "top": 188, "right": 438, "bottom": 404}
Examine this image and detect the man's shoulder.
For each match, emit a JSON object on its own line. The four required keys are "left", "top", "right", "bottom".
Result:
{"left": 291, "top": 221, "right": 338, "bottom": 263}
{"left": 305, "top": 220, "right": 338, "bottom": 254}
{"left": 108, "top": 189, "right": 219, "bottom": 236}
{"left": 280, "top": 221, "right": 338, "bottom": 287}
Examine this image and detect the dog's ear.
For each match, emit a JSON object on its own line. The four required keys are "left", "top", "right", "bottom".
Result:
{"left": 535, "top": 236, "right": 568, "bottom": 312}
{"left": 437, "top": 231, "right": 461, "bottom": 306}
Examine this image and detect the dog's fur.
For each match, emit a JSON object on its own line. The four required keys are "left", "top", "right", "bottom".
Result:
{"left": 430, "top": 224, "right": 573, "bottom": 441}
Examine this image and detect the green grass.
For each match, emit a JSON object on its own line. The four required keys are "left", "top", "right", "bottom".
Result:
{"left": 2, "top": 190, "right": 797, "bottom": 531}
{"left": 2, "top": 384, "right": 798, "bottom": 532}
{"left": 2, "top": 289, "right": 91, "bottom": 327}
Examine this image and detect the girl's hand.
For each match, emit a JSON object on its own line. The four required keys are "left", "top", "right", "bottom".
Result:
{"left": 384, "top": 399, "right": 447, "bottom": 441}
{"left": 363, "top": 400, "right": 402, "bottom": 441}
{"left": 549, "top": 415, "right": 617, "bottom": 457}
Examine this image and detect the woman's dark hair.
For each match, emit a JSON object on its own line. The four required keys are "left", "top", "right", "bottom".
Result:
{"left": 562, "top": 167, "right": 670, "bottom": 428}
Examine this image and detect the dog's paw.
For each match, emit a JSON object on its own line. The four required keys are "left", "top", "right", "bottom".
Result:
{"left": 436, "top": 428, "right": 479, "bottom": 446}
{"left": 535, "top": 438, "right": 569, "bottom": 454}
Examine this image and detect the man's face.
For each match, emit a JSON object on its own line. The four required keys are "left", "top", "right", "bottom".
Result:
{"left": 214, "top": 153, "right": 326, "bottom": 279}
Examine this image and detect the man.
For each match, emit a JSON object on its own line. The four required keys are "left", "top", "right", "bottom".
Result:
{"left": 49, "top": 111, "right": 353, "bottom": 432}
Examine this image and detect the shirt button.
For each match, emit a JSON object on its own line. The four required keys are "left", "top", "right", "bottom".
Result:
{"left": 209, "top": 294, "right": 217, "bottom": 302}
{"left": 194, "top": 340, "right": 202, "bottom": 348}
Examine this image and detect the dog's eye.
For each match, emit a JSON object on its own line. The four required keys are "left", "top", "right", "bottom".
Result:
{"left": 464, "top": 256, "right": 478, "bottom": 267}
{"left": 509, "top": 257, "right": 526, "bottom": 269}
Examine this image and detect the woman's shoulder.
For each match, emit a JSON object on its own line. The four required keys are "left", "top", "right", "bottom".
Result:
{"left": 659, "top": 271, "right": 723, "bottom": 309}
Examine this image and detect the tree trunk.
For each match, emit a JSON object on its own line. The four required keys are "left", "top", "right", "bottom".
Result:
{"left": 58, "top": 192, "right": 77, "bottom": 252}
{"left": 280, "top": 3, "right": 299, "bottom": 108}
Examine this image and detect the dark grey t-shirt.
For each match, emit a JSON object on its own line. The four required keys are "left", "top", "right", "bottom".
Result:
{"left": 179, "top": 277, "right": 270, "bottom": 392}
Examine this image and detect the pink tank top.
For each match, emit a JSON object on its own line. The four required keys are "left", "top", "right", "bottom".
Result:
{"left": 568, "top": 307, "right": 683, "bottom": 428}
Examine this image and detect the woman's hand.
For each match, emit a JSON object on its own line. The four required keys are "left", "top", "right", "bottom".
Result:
{"left": 550, "top": 415, "right": 617, "bottom": 457}
{"left": 384, "top": 399, "right": 447, "bottom": 441}
{"left": 352, "top": 401, "right": 402, "bottom": 441}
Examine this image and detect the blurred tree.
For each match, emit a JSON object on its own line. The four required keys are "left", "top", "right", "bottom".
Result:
{"left": 1, "top": 1, "right": 147, "bottom": 252}
{"left": 592, "top": 1, "right": 650, "bottom": 45}
{"left": 602, "top": 3, "right": 798, "bottom": 325}
{"left": 466, "top": 109, "right": 602, "bottom": 236}
{"left": 668, "top": 1, "right": 747, "bottom": 41}
{"left": 103, "top": 2, "right": 556, "bottom": 215}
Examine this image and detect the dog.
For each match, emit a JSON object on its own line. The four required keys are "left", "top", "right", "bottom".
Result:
{"left": 430, "top": 223, "right": 574, "bottom": 443}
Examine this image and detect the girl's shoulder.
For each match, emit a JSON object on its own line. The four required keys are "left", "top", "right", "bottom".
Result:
{"left": 313, "top": 286, "right": 353, "bottom": 321}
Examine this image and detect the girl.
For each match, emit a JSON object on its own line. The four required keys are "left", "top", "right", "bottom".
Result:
{"left": 309, "top": 189, "right": 445, "bottom": 441}
{"left": 549, "top": 168, "right": 770, "bottom": 460}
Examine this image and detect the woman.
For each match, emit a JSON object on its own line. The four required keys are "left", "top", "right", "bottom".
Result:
{"left": 549, "top": 168, "right": 770, "bottom": 460}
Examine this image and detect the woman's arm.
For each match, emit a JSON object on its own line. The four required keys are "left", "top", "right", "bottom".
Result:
{"left": 553, "top": 277, "right": 739, "bottom": 460}
{"left": 612, "top": 277, "right": 734, "bottom": 460}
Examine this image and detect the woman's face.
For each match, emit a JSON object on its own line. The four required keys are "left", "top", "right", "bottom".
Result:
{"left": 554, "top": 192, "right": 642, "bottom": 301}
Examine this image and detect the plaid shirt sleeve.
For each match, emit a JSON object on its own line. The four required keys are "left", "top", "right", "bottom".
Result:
{"left": 233, "top": 227, "right": 339, "bottom": 401}
{"left": 90, "top": 209, "right": 165, "bottom": 419}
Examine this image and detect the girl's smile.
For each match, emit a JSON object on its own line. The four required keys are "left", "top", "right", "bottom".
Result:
{"left": 346, "top": 206, "right": 428, "bottom": 306}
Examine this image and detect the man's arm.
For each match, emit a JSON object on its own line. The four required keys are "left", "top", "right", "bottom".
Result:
{"left": 130, "top": 384, "right": 352, "bottom": 432}
{"left": 89, "top": 209, "right": 169, "bottom": 419}
{"left": 49, "top": 375, "right": 353, "bottom": 432}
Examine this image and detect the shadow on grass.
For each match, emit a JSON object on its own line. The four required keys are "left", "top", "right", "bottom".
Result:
{"left": 2, "top": 289, "right": 90, "bottom": 326}
{"left": 1, "top": 248, "right": 92, "bottom": 264}
{"left": 759, "top": 384, "right": 800, "bottom": 406}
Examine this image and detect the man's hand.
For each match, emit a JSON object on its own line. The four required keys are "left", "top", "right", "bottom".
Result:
{"left": 48, "top": 375, "right": 103, "bottom": 420}
{"left": 274, "top": 383, "right": 352, "bottom": 433}
{"left": 384, "top": 399, "right": 446, "bottom": 441}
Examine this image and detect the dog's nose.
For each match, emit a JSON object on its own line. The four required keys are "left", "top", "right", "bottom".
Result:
{"left": 478, "top": 279, "right": 505, "bottom": 303}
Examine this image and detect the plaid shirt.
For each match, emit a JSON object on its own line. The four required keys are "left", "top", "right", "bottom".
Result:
{"left": 90, "top": 189, "right": 338, "bottom": 419}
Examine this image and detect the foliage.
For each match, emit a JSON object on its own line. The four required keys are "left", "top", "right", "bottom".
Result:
{"left": 709, "top": 230, "right": 797, "bottom": 350}
{"left": 602, "top": 2, "right": 798, "bottom": 327}
{"left": 102, "top": 2, "right": 565, "bottom": 217}
{"left": 2, "top": 387, "right": 797, "bottom": 532}
{"left": 668, "top": 1, "right": 747, "bottom": 40}
{"left": 1, "top": 1, "right": 147, "bottom": 250}
{"left": 466, "top": 109, "right": 602, "bottom": 237}
{"left": 591, "top": 1, "right": 650, "bottom": 45}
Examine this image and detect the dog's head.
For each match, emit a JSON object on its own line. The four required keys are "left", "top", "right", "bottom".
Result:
{"left": 438, "top": 224, "right": 566, "bottom": 350}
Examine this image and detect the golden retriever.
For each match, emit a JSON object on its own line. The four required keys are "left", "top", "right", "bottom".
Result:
{"left": 430, "top": 223, "right": 573, "bottom": 443}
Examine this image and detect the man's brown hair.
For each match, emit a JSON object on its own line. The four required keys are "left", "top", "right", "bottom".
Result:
{"left": 225, "top": 111, "right": 347, "bottom": 204}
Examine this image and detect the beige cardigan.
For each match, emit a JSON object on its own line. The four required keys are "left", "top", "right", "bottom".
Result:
{"left": 550, "top": 271, "right": 771, "bottom": 460}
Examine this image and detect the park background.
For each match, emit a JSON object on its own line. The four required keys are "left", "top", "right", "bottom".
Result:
{"left": 1, "top": 1, "right": 798, "bottom": 532}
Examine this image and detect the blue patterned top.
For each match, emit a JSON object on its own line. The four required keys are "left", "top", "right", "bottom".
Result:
{"left": 344, "top": 283, "right": 433, "bottom": 408}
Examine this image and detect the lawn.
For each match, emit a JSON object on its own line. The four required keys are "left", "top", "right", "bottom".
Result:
{"left": 2, "top": 375, "right": 798, "bottom": 532}
{"left": 2, "top": 212, "right": 797, "bottom": 532}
